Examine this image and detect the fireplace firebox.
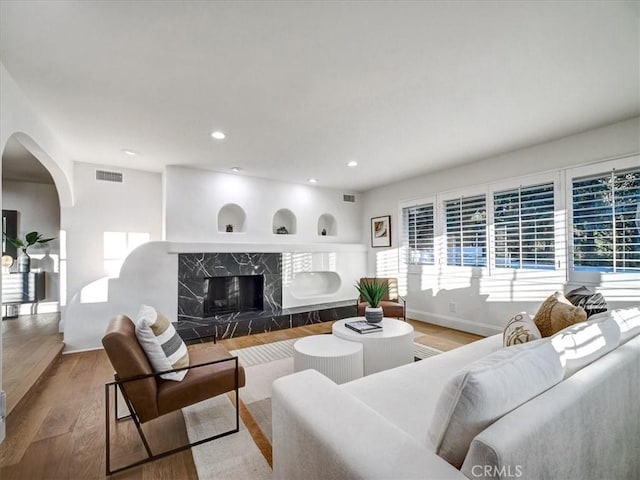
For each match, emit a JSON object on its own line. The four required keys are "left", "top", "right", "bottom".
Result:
{"left": 203, "top": 275, "right": 264, "bottom": 316}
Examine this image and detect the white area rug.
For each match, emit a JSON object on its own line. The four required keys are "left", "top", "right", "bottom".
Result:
{"left": 183, "top": 395, "right": 272, "bottom": 480}
{"left": 182, "top": 335, "right": 441, "bottom": 479}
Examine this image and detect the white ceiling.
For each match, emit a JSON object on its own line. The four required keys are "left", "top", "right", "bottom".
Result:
{"left": 1, "top": 1, "right": 638, "bottom": 192}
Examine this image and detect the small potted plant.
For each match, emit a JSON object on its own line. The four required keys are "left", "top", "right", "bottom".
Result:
{"left": 4, "top": 231, "right": 56, "bottom": 272}
{"left": 355, "top": 278, "right": 388, "bottom": 323}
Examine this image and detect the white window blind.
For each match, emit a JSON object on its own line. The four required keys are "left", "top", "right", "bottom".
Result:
{"left": 445, "top": 195, "right": 487, "bottom": 267}
{"left": 572, "top": 167, "right": 640, "bottom": 272}
{"left": 402, "top": 203, "right": 434, "bottom": 265}
{"left": 494, "top": 182, "right": 555, "bottom": 270}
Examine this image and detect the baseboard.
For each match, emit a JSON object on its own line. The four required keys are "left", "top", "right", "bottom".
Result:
{"left": 408, "top": 309, "right": 502, "bottom": 337}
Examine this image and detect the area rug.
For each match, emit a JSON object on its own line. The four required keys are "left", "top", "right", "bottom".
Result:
{"left": 183, "top": 395, "right": 272, "bottom": 480}
{"left": 183, "top": 336, "right": 441, "bottom": 479}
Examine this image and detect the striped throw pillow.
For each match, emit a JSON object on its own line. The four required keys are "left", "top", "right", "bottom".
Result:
{"left": 135, "top": 304, "right": 190, "bottom": 381}
{"left": 565, "top": 286, "right": 607, "bottom": 318}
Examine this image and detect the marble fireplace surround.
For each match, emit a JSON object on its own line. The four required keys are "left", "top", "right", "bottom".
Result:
{"left": 177, "top": 251, "right": 356, "bottom": 342}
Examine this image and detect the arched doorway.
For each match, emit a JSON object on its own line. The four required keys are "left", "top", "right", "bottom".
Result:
{"left": 1, "top": 133, "right": 67, "bottom": 417}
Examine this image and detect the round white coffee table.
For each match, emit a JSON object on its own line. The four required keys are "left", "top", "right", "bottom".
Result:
{"left": 293, "top": 335, "right": 364, "bottom": 384}
{"left": 332, "top": 317, "right": 414, "bottom": 375}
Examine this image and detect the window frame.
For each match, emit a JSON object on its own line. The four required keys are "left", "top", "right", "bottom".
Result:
{"left": 439, "top": 187, "right": 489, "bottom": 270}
{"left": 566, "top": 156, "right": 640, "bottom": 284}
{"left": 399, "top": 196, "right": 437, "bottom": 271}
{"left": 488, "top": 172, "right": 562, "bottom": 273}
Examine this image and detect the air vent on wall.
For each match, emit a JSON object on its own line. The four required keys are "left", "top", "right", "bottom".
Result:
{"left": 343, "top": 194, "right": 356, "bottom": 203}
{"left": 95, "top": 169, "right": 123, "bottom": 183}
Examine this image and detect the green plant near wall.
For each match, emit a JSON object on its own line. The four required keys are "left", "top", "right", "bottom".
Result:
{"left": 4, "top": 231, "right": 56, "bottom": 254}
{"left": 354, "top": 278, "right": 388, "bottom": 308}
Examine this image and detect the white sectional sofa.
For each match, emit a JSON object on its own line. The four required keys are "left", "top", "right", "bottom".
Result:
{"left": 272, "top": 307, "right": 640, "bottom": 480}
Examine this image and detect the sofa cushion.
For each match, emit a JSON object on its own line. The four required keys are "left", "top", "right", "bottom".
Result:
{"left": 342, "top": 334, "right": 503, "bottom": 444}
{"left": 607, "top": 307, "right": 640, "bottom": 344}
{"left": 552, "top": 314, "right": 621, "bottom": 378}
{"left": 503, "top": 312, "right": 541, "bottom": 347}
{"left": 565, "top": 286, "right": 608, "bottom": 318}
{"left": 533, "top": 292, "right": 587, "bottom": 337}
{"left": 135, "top": 304, "right": 189, "bottom": 381}
{"left": 427, "top": 339, "right": 565, "bottom": 469}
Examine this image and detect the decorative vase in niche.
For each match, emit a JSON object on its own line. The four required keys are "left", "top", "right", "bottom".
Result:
{"left": 226, "top": 224, "right": 234, "bottom": 232}
{"left": 321, "top": 228, "right": 327, "bottom": 236}
{"left": 18, "top": 250, "right": 31, "bottom": 273}
{"left": 364, "top": 306, "right": 383, "bottom": 323}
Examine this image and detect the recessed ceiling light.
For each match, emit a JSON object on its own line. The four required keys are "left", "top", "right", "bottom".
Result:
{"left": 308, "top": 178, "right": 318, "bottom": 184}
{"left": 121, "top": 149, "right": 138, "bottom": 156}
{"left": 347, "top": 160, "right": 358, "bottom": 167}
{"left": 211, "top": 131, "right": 226, "bottom": 140}
{"left": 231, "top": 166, "right": 243, "bottom": 172}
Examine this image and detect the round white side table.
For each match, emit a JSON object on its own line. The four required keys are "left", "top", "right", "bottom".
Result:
{"left": 332, "top": 317, "right": 414, "bottom": 375}
{"left": 293, "top": 335, "right": 364, "bottom": 384}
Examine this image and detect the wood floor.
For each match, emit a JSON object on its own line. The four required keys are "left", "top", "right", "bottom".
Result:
{"left": 2, "top": 313, "right": 63, "bottom": 416}
{"left": 0, "top": 318, "right": 481, "bottom": 479}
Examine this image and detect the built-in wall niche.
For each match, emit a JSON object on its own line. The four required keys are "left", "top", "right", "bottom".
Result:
{"left": 217, "top": 203, "right": 246, "bottom": 233}
{"left": 272, "top": 208, "right": 296, "bottom": 235}
{"left": 317, "top": 213, "right": 337, "bottom": 237}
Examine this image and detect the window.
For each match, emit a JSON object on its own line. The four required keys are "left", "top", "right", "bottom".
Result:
{"left": 572, "top": 167, "right": 640, "bottom": 272}
{"left": 103, "top": 231, "right": 150, "bottom": 276}
{"left": 494, "top": 182, "right": 555, "bottom": 269}
{"left": 445, "top": 195, "right": 487, "bottom": 267}
{"left": 402, "top": 203, "right": 434, "bottom": 265}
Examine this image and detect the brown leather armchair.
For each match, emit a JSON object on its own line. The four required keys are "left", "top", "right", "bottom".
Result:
{"left": 356, "top": 277, "right": 406, "bottom": 321}
{"left": 102, "top": 315, "right": 245, "bottom": 475}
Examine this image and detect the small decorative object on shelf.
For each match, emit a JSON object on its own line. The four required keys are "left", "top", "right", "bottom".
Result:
{"left": 354, "top": 278, "right": 388, "bottom": 323}
{"left": 321, "top": 228, "right": 327, "bottom": 236}
{"left": 3, "top": 231, "right": 56, "bottom": 273}
{"left": 226, "top": 224, "right": 234, "bottom": 232}
{"left": 276, "top": 226, "right": 289, "bottom": 234}
{"left": 345, "top": 320, "right": 383, "bottom": 334}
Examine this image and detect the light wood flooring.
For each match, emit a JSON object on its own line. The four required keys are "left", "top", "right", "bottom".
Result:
{"left": 2, "top": 313, "right": 64, "bottom": 416}
{"left": 0, "top": 318, "right": 481, "bottom": 479}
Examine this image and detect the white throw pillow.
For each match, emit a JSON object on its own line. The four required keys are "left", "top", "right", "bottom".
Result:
{"left": 135, "top": 304, "right": 189, "bottom": 381}
{"left": 503, "top": 312, "right": 542, "bottom": 347}
{"left": 427, "top": 339, "right": 565, "bottom": 468}
{"left": 552, "top": 314, "right": 621, "bottom": 378}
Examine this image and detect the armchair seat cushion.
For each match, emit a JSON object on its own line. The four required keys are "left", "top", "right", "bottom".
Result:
{"left": 157, "top": 344, "right": 246, "bottom": 416}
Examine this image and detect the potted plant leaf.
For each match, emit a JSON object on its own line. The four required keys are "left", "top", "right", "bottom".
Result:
{"left": 4, "top": 231, "right": 56, "bottom": 272}
{"left": 355, "top": 278, "right": 388, "bottom": 323}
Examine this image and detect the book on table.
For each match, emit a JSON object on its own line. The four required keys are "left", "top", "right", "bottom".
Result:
{"left": 345, "top": 320, "right": 383, "bottom": 334}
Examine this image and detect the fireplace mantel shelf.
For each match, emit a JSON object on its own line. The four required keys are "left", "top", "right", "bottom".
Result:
{"left": 167, "top": 241, "right": 367, "bottom": 254}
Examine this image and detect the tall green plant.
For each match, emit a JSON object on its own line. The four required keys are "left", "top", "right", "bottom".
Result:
{"left": 355, "top": 278, "right": 388, "bottom": 308}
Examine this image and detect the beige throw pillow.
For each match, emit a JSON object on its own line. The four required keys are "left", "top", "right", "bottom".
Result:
{"left": 533, "top": 292, "right": 587, "bottom": 337}
{"left": 135, "top": 304, "right": 190, "bottom": 381}
{"left": 503, "top": 312, "right": 542, "bottom": 347}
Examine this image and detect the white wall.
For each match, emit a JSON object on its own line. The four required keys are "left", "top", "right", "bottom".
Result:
{"left": 165, "top": 166, "right": 362, "bottom": 244}
{"left": 2, "top": 180, "right": 61, "bottom": 302}
{"left": 362, "top": 117, "right": 640, "bottom": 335}
{"left": 61, "top": 162, "right": 163, "bottom": 305}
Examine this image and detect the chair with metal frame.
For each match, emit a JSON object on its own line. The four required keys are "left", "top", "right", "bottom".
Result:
{"left": 102, "top": 315, "right": 246, "bottom": 475}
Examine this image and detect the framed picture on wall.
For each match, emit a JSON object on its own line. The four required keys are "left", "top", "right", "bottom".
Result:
{"left": 2, "top": 209, "right": 18, "bottom": 258}
{"left": 371, "top": 215, "right": 391, "bottom": 248}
